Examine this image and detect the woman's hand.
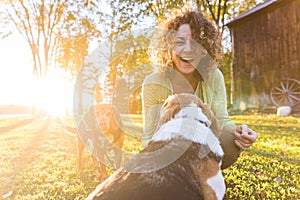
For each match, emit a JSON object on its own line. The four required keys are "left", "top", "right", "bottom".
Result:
{"left": 234, "top": 124, "right": 258, "bottom": 150}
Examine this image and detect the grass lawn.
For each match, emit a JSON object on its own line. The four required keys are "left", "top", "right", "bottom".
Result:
{"left": 0, "top": 114, "right": 299, "bottom": 199}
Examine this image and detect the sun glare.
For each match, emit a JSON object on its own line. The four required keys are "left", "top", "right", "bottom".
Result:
{"left": 33, "top": 73, "right": 73, "bottom": 117}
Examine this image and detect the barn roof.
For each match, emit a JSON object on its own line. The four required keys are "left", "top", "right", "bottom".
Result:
{"left": 227, "top": 0, "right": 278, "bottom": 26}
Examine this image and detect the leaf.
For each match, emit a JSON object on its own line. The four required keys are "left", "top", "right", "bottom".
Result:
{"left": 274, "top": 177, "right": 282, "bottom": 183}
{"left": 2, "top": 191, "right": 13, "bottom": 199}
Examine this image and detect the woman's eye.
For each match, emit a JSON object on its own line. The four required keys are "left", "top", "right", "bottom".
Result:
{"left": 175, "top": 40, "right": 184, "bottom": 45}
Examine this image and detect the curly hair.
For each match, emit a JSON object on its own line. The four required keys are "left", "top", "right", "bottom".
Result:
{"left": 150, "top": 10, "right": 222, "bottom": 76}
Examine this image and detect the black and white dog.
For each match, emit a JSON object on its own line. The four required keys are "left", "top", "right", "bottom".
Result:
{"left": 87, "top": 93, "right": 225, "bottom": 200}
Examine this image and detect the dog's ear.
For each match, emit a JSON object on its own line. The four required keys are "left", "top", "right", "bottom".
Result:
{"left": 196, "top": 98, "right": 212, "bottom": 120}
{"left": 156, "top": 95, "right": 181, "bottom": 128}
{"left": 196, "top": 98, "right": 222, "bottom": 137}
{"left": 209, "top": 115, "right": 222, "bottom": 137}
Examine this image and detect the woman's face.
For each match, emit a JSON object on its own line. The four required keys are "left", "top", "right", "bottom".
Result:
{"left": 172, "top": 24, "right": 205, "bottom": 74}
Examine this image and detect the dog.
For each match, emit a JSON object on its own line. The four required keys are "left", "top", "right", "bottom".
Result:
{"left": 86, "top": 93, "right": 225, "bottom": 200}
{"left": 58, "top": 104, "right": 124, "bottom": 180}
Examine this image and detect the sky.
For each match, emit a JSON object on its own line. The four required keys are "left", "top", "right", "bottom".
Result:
{"left": 0, "top": 20, "right": 155, "bottom": 107}
{"left": 0, "top": 33, "right": 35, "bottom": 105}
{"left": 0, "top": 0, "right": 157, "bottom": 107}
{"left": 0, "top": 32, "right": 74, "bottom": 115}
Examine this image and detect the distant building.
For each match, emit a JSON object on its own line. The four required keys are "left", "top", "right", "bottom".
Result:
{"left": 227, "top": 0, "right": 300, "bottom": 109}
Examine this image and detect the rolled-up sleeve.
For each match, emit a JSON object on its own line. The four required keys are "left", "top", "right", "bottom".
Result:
{"left": 210, "top": 69, "right": 234, "bottom": 128}
{"left": 141, "top": 74, "right": 171, "bottom": 147}
{"left": 209, "top": 70, "right": 240, "bottom": 169}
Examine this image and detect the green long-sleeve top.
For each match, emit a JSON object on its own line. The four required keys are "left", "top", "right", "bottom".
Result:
{"left": 142, "top": 68, "right": 235, "bottom": 147}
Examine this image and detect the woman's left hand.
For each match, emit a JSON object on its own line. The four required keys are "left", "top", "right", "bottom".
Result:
{"left": 234, "top": 124, "right": 258, "bottom": 150}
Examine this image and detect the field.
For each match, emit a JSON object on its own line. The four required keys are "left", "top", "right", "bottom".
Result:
{"left": 0, "top": 114, "right": 299, "bottom": 199}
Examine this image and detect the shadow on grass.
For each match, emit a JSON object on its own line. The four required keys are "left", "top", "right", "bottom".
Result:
{"left": 0, "top": 117, "right": 37, "bottom": 134}
{"left": 3, "top": 117, "right": 51, "bottom": 193}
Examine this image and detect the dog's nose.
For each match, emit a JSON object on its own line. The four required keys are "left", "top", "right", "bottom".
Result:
{"left": 204, "top": 120, "right": 211, "bottom": 127}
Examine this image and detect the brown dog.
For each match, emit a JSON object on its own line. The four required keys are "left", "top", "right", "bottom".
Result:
{"left": 59, "top": 104, "right": 124, "bottom": 180}
{"left": 87, "top": 93, "right": 225, "bottom": 200}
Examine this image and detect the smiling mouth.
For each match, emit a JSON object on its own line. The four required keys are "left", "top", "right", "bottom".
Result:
{"left": 180, "top": 57, "right": 194, "bottom": 63}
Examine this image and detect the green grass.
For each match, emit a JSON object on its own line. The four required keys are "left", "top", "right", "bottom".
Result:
{"left": 223, "top": 114, "right": 300, "bottom": 199}
{"left": 0, "top": 114, "right": 299, "bottom": 199}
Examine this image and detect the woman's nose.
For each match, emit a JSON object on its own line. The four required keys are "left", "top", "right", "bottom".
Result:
{"left": 183, "top": 40, "right": 192, "bottom": 52}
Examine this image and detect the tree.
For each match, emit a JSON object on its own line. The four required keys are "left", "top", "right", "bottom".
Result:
{"left": 2, "top": 0, "right": 68, "bottom": 79}
{"left": 113, "top": 0, "right": 264, "bottom": 108}
{"left": 0, "top": 7, "right": 11, "bottom": 39}
{"left": 117, "top": 0, "right": 262, "bottom": 46}
{"left": 108, "top": 33, "right": 154, "bottom": 113}
{"left": 1, "top": 0, "right": 102, "bottom": 77}
{"left": 72, "top": 0, "right": 152, "bottom": 111}
{"left": 55, "top": 34, "right": 89, "bottom": 77}
{"left": 86, "top": 0, "right": 264, "bottom": 111}
{"left": 1, "top": 0, "right": 104, "bottom": 114}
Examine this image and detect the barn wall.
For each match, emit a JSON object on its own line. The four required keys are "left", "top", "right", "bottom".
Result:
{"left": 229, "top": 0, "right": 300, "bottom": 108}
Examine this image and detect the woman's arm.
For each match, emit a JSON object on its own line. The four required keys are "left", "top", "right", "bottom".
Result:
{"left": 209, "top": 70, "right": 241, "bottom": 169}
{"left": 141, "top": 74, "right": 171, "bottom": 147}
{"left": 142, "top": 83, "right": 160, "bottom": 147}
{"left": 210, "top": 70, "right": 258, "bottom": 169}
{"left": 210, "top": 69, "right": 233, "bottom": 127}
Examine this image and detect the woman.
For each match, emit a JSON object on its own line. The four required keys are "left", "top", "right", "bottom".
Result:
{"left": 142, "top": 10, "right": 257, "bottom": 169}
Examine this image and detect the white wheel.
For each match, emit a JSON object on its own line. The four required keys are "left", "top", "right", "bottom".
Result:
{"left": 270, "top": 78, "right": 300, "bottom": 107}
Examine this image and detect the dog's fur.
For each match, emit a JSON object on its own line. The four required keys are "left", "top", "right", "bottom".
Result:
{"left": 87, "top": 93, "right": 225, "bottom": 200}
{"left": 58, "top": 105, "right": 124, "bottom": 180}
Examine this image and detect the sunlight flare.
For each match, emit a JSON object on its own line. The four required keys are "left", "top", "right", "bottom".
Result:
{"left": 33, "top": 73, "right": 73, "bottom": 117}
